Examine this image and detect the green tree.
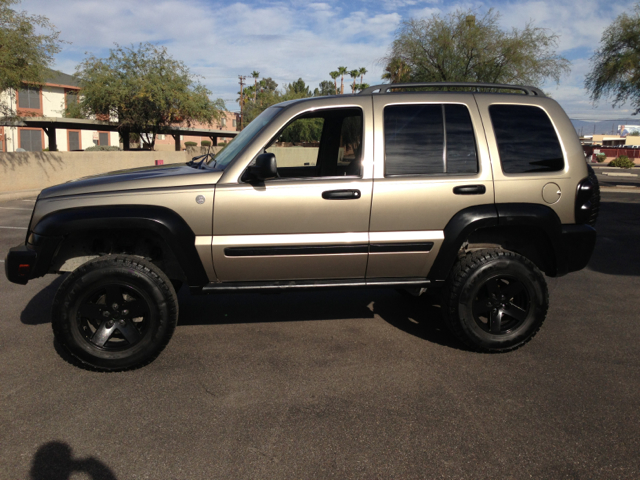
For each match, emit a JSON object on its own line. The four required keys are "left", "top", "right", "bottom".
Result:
{"left": 329, "top": 71, "right": 339, "bottom": 94}
{"left": 0, "top": 0, "right": 64, "bottom": 116}
{"left": 381, "top": 58, "right": 410, "bottom": 83}
{"left": 383, "top": 9, "right": 570, "bottom": 86}
{"left": 314, "top": 80, "right": 336, "bottom": 96}
{"left": 74, "top": 43, "right": 225, "bottom": 149}
{"left": 349, "top": 69, "right": 359, "bottom": 93}
{"left": 585, "top": 6, "right": 640, "bottom": 114}
{"left": 337, "top": 66, "right": 348, "bottom": 94}
{"left": 251, "top": 70, "right": 260, "bottom": 102}
{"left": 358, "top": 67, "right": 368, "bottom": 87}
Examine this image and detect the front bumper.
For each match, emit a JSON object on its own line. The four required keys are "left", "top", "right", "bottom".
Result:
{"left": 561, "top": 224, "right": 597, "bottom": 274}
{"left": 4, "top": 234, "right": 62, "bottom": 285}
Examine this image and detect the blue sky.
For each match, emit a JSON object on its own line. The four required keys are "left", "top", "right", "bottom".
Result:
{"left": 19, "top": 0, "right": 635, "bottom": 119}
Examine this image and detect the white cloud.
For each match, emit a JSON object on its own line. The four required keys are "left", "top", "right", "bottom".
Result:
{"left": 16, "top": 0, "right": 634, "bottom": 118}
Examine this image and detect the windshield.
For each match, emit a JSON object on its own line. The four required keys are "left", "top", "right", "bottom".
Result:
{"left": 207, "top": 107, "right": 283, "bottom": 169}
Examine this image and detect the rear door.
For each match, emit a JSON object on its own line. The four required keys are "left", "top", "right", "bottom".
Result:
{"left": 367, "top": 93, "right": 494, "bottom": 279}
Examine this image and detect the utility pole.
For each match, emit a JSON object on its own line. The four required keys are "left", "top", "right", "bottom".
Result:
{"left": 238, "top": 75, "right": 246, "bottom": 130}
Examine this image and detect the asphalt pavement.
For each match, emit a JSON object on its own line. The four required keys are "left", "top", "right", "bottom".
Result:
{"left": 1, "top": 193, "right": 639, "bottom": 479}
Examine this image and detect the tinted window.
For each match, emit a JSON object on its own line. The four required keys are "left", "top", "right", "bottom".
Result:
{"left": 490, "top": 105, "right": 564, "bottom": 173}
{"left": 384, "top": 104, "right": 478, "bottom": 176}
{"left": 99, "top": 132, "right": 109, "bottom": 146}
{"left": 445, "top": 104, "right": 478, "bottom": 174}
{"left": 385, "top": 104, "right": 443, "bottom": 175}
{"left": 20, "top": 129, "right": 42, "bottom": 151}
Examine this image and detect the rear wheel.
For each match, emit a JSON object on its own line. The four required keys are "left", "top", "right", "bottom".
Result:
{"left": 52, "top": 255, "right": 178, "bottom": 371}
{"left": 442, "top": 249, "right": 548, "bottom": 352}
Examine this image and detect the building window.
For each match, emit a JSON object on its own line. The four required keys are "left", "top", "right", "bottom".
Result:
{"left": 98, "top": 132, "right": 109, "bottom": 146}
{"left": 19, "top": 129, "right": 43, "bottom": 151}
{"left": 221, "top": 118, "right": 227, "bottom": 127}
{"left": 232, "top": 119, "right": 237, "bottom": 127}
{"left": 66, "top": 90, "right": 79, "bottom": 106}
{"left": 18, "top": 87, "right": 41, "bottom": 110}
{"left": 68, "top": 130, "right": 81, "bottom": 151}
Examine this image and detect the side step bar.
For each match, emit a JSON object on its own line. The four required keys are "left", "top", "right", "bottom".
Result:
{"left": 194, "top": 277, "right": 430, "bottom": 294}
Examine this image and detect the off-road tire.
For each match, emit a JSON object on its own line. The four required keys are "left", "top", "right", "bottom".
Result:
{"left": 442, "top": 248, "right": 548, "bottom": 352}
{"left": 52, "top": 255, "right": 178, "bottom": 371}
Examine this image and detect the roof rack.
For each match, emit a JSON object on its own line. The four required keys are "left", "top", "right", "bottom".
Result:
{"left": 358, "top": 82, "right": 545, "bottom": 97}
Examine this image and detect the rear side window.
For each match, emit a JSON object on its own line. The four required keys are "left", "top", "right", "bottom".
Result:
{"left": 384, "top": 104, "right": 478, "bottom": 176}
{"left": 489, "top": 105, "right": 564, "bottom": 173}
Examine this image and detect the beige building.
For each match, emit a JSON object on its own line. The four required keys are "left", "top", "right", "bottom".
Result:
{"left": 0, "top": 70, "right": 119, "bottom": 152}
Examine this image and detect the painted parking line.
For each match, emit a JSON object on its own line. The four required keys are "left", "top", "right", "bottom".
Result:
{"left": 0, "top": 226, "right": 27, "bottom": 229}
{"left": 0, "top": 207, "right": 33, "bottom": 211}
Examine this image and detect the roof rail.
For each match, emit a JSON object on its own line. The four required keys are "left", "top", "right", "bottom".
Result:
{"left": 358, "top": 82, "right": 545, "bottom": 97}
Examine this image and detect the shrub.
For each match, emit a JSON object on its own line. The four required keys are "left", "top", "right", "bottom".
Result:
{"left": 201, "top": 140, "right": 211, "bottom": 147}
{"left": 595, "top": 153, "right": 606, "bottom": 163}
{"left": 85, "top": 145, "right": 122, "bottom": 151}
{"left": 184, "top": 141, "right": 197, "bottom": 147}
{"left": 609, "top": 155, "right": 635, "bottom": 168}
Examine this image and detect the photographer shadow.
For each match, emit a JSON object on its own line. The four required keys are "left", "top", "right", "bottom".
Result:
{"left": 29, "top": 441, "right": 117, "bottom": 480}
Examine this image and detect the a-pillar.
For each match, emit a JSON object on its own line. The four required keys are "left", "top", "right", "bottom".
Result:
{"left": 43, "top": 127, "right": 57, "bottom": 151}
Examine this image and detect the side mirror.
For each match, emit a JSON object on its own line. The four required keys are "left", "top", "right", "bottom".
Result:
{"left": 243, "top": 153, "right": 278, "bottom": 182}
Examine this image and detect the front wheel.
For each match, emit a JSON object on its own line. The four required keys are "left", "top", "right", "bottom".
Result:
{"left": 442, "top": 249, "right": 548, "bottom": 352}
{"left": 52, "top": 255, "right": 178, "bottom": 371}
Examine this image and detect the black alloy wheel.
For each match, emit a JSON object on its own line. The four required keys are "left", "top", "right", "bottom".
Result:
{"left": 75, "top": 283, "right": 152, "bottom": 351}
{"left": 471, "top": 275, "right": 531, "bottom": 334}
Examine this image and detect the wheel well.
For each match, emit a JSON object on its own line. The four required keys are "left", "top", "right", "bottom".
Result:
{"left": 464, "top": 226, "right": 557, "bottom": 276}
{"left": 51, "top": 229, "right": 187, "bottom": 282}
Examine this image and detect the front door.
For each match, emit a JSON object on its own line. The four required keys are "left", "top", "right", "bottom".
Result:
{"left": 212, "top": 103, "right": 374, "bottom": 282}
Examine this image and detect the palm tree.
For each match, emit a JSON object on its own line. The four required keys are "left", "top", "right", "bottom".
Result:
{"left": 337, "top": 66, "right": 348, "bottom": 94}
{"left": 382, "top": 58, "right": 410, "bottom": 83}
{"left": 349, "top": 69, "right": 359, "bottom": 93}
{"left": 251, "top": 71, "right": 260, "bottom": 102}
{"left": 358, "top": 67, "right": 368, "bottom": 87}
{"left": 329, "top": 71, "right": 340, "bottom": 95}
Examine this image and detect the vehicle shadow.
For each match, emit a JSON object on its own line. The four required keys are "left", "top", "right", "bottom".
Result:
{"left": 20, "top": 275, "right": 65, "bottom": 325}
{"left": 177, "top": 287, "right": 465, "bottom": 351}
{"left": 29, "top": 441, "right": 117, "bottom": 480}
{"left": 587, "top": 199, "right": 640, "bottom": 277}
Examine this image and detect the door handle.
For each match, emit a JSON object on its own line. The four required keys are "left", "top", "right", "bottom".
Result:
{"left": 453, "top": 185, "right": 486, "bottom": 195}
{"left": 322, "top": 189, "right": 361, "bottom": 200}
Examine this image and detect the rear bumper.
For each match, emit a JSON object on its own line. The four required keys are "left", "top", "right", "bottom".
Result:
{"left": 561, "top": 224, "right": 596, "bottom": 274}
{"left": 4, "top": 234, "right": 62, "bottom": 285}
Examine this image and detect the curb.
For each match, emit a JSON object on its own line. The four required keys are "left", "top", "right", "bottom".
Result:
{"left": 601, "top": 186, "right": 640, "bottom": 194}
{"left": 0, "top": 189, "right": 41, "bottom": 202}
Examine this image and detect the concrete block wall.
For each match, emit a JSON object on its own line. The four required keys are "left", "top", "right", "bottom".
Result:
{"left": 0, "top": 151, "right": 188, "bottom": 193}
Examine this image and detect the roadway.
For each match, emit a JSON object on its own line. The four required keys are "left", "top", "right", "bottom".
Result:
{"left": 1, "top": 192, "right": 638, "bottom": 479}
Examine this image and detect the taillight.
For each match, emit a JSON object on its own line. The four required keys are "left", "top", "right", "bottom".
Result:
{"left": 575, "top": 172, "right": 600, "bottom": 226}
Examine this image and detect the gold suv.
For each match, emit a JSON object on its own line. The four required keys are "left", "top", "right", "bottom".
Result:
{"left": 5, "top": 82, "right": 600, "bottom": 370}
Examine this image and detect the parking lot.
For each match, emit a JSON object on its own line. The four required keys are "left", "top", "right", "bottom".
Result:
{"left": 1, "top": 188, "right": 639, "bottom": 479}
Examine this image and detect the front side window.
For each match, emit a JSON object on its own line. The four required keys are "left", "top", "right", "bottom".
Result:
{"left": 18, "top": 87, "right": 41, "bottom": 110}
{"left": 264, "top": 108, "right": 363, "bottom": 178}
{"left": 489, "top": 105, "right": 564, "bottom": 173}
{"left": 384, "top": 104, "right": 478, "bottom": 176}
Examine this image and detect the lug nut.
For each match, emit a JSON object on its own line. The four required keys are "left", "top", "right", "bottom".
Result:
{"left": 119, "top": 319, "right": 126, "bottom": 326}
{"left": 112, "top": 303, "right": 119, "bottom": 311}
{"left": 102, "top": 311, "right": 110, "bottom": 318}
{"left": 106, "top": 320, "right": 114, "bottom": 328}
{"left": 122, "top": 309, "right": 129, "bottom": 316}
